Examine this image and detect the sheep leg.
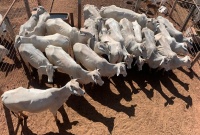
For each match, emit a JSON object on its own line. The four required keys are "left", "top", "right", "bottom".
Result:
{"left": 50, "top": 109, "right": 59, "bottom": 123}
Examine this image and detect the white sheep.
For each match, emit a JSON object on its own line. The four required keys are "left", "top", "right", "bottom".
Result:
{"left": 100, "top": 5, "right": 148, "bottom": 28}
{"left": 45, "top": 18, "right": 93, "bottom": 45}
{"left": 18, "top": 43, "right": 57, "bottom": 83}
{"left": 25, "top": 6, "right": 50, "bottom": 37}
{"left": 45, "top": 45, "right": 104, "bottom": 86}
{"left": 83, "top": 4, "right": 101, "bottom": 21}
{"left": 14, "top": 33, "right": 73, "bottom": 57}
{"left": 19, "top": 6, "right": 47, "bottom": 36}
{"left": 73, "top": 43, "right": 127, "bottom": 78}
{"left": 1, "top": 79, "right": 85, "bottom": 122}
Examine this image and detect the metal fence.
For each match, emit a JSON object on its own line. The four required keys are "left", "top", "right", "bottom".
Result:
{"left": 0, "top": 0, "right": 38, "bottom": 90}
{"left": 167, "top": 0, "right": 200, "bottom": 66}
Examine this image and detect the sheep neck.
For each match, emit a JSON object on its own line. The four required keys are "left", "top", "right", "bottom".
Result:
{"left": 98, "top": 60, "right": 117, "bottom": 77}
{"left": 71, "top": 66, "right": 91, "bottom": 84}
{"left": 52, "top": 85, "right": 73, "bottom": 102}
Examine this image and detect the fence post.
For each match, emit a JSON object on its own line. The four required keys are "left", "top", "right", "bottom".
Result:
{"left": 70, "top": 13, "right": 74, "bottom": 27}
{"left": 37, "top": 0, "right": 41, "bottom": 6}
{"left": 78, "top": 0, "right": 82, "bottom": 29}
{"left": 23, "top": 0, "right": 31, "bottom": 18}
{"left": 180, "top": 5, "right": 196, "bottom": 32}
{"left": 135, "top": 0, "right": 142, "bottom": 12}
{"left": 169, "top": 0, "right": 178, "bottom": 17}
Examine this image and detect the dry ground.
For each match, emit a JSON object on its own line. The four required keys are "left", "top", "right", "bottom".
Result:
{"left": 0, "top": 0, "right": 200, "bottom": 135}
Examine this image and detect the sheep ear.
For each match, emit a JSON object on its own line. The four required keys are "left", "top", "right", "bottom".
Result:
{"left": 16, "top": 35, "right": 21, "bottom": 44}
{"left": 70, "top": 76, "right": 73, "bottom": 79}
{"left": 79, "top": 31, "right": 86, "bottom": 36}
{"left": 134, "top": 58, "right": 138, "bottom": 66}
{"left": 108, "top": 54, "right": 111, "bottom": 62}
{"left": 117, "top": 67, "right": 120, "bottom": 76}
{"left": 98, "top": 44, "right": 105, "bottom": 52}
{"left": 38, "top": 65, "right": 46, "bottom": 69}
{"left": 53, "top": 66, "right": 58, "bottom": 69}
{"left": 96, "top": 68, "right": 100, "bottom": 72}
{"left": 183, "top": 47, "right": 188, "bottom": 52}
{"left": 92, "top": 75, "right": 97, "bottom": 84}
{"left": 124, "top": 55, "right": 127, "bottom": 60}
{"left": 159, "top": 58, "right": 165, "bottom": 66}
{"left": 69, "top": 86, "right": 78, "bottom": 94}
{"left": 131, "top": 54, "right": 135, "bottom": 58}
{"left": 73, "top": 78, "right": 81, "bottom": 82}
{"left": 138, "top": 46, "right": 142, "bottom": 54}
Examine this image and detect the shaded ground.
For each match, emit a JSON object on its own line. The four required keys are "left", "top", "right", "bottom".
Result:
{"left": 0, "top": 0, "right": 200, "bottom": 135}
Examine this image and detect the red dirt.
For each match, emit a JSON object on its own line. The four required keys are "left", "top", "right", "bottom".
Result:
{"left": 0, "top": 0, "right": 200, "bottom": 135}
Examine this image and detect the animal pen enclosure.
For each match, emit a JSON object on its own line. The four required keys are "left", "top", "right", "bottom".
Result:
{"left": 0, "top": 0, "right": 200, "bottom": 135}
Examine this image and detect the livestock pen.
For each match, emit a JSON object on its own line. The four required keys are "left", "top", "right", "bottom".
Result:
{"left": 0, "top": 0, "right": 200, "bottom": 135}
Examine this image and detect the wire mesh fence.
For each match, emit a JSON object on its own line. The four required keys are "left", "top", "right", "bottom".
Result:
{"left": 0, "top": 0, "right": 38, "bottom": 90}
{"left": 169, "top": 0, "right": 200, "bottom": 59}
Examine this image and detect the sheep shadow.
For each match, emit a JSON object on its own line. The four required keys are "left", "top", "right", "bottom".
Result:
{"left": 177, "top": 67, "right": 199, "bottom": 80}
{"left": 66, "top": 95, "right": 115, "bottom": 134}
{"left": 84, "top": 77, "right": 137, "bottom": 118}
{"left": 17, "top": 119, "right": 37, "bottom": 135}
{"left": 129, "top": 64, "right": 176, "bottom": 106}
{"left": 110, "top": 74, "right": 133, "bottom": 101}
{"left": 167, "top": 70, "right": 189, "bottom": 91}
{"left": 126, "top": 64, "right": 154, "bottom": 100}
{"left": 15, "top": 118, "right": 72, "bottom": 135}
{"left": 56, "top": 105, "right": 79, "bottom": 130}
{"left": 0, "top": 62, "right": 16, "bottom": 76}
{"left": 159, "top": 72, "right": 193, "bottom": 108}
{"left": 146, "top": 70, "right": 176, "bottom": 106}
{"left": 127, "top": 63, "right": 192, "bottom": 108}
{"left": 3, "top": 104, "right": 15, "bottom": 135}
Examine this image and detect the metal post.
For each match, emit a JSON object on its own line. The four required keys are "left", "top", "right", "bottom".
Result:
{"left": 37, "top": 0, "right": 41, "bottom": 6}
{"left": 50, "top": 0, "right": 55, "bottom": 13}
{"left": 70, "top": 13, "right": 74, "bottom": 27}
{"left": 23, "top": 0, "right": 31, "bottom": 18}
{"left": 78, "top": 0, "right": 81, "bottom": 29}
{"left": 181, "top": 5, "right": 196, "bottom": 32}
{"left": 135, "top": 0, "right": 141, "bottom": 12}
{"left": 169, "top": 0, "right": 178, "bottom": 17}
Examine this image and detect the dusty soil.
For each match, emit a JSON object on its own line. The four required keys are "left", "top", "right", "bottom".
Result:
{"left": 0, "top": 0, "right": 200, "bottom": 135}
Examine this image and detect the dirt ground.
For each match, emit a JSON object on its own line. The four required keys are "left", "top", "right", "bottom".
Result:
{"left": 0, "top": 0, "right": 200, "bottom": 135}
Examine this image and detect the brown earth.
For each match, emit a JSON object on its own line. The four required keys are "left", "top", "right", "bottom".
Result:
{"left": 0, "top": 0, "right": 200, "bottom": 135}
